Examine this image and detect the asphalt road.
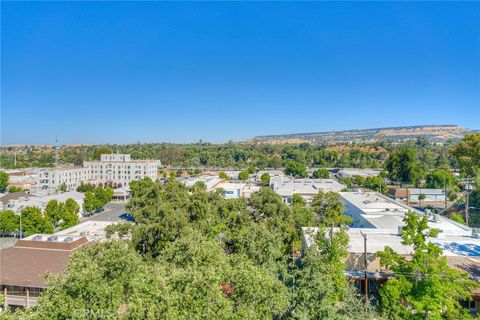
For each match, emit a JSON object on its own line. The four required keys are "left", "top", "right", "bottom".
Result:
{"left": 81, "top": 202, "right": 131, "bottom": 222}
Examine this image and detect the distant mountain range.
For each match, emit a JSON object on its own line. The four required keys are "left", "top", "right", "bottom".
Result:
{"left": 250, "top": 125, "right": 474, "bottom": 144}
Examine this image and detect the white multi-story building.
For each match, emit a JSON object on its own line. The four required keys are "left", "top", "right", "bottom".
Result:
{"left": 32, "top": 154, "right": 161, "bottom": 195}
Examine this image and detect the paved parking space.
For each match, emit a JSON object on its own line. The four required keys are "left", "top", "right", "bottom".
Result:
{"left": 82, "top": 202, "right": 132, "bottom": 222}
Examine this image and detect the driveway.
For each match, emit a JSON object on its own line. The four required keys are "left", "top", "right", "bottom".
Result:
{"left": 81, "top": 202, "right": 132, "bottom": 222}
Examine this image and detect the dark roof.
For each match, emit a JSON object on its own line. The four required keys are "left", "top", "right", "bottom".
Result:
{"left": 388, "top": 188, "right": 408, "bottom": 199}
{"left": 0, "top": 237, "right": 88, "bottom": 288}
{"left": 0, "top": 192, "right": 31, "bottom": 205}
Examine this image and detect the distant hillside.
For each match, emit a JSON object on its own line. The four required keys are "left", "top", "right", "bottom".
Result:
{"left": 250, "top": 125, "right": 472, "bottom": 144}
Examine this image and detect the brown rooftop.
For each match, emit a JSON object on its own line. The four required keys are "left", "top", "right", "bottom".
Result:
{"left": 0, "top": 192, "right": 32, "bottom": 205}
{"left": 388, "top": 187, "right": 408, "bottom": 199}
{"left": 0, "top": 236, "right": 88, "bottom": 288}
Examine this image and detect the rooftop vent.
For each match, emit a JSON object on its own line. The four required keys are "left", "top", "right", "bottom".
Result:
{"left": 472, "top": 229, "right": 480, "bottom": 239}
{"left": 47, "top": 236, "right": 58, "bottom": 242}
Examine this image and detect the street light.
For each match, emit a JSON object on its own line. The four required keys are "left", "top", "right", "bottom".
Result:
{"left": 19, "top": 210, "right": 22, "bottom": 239}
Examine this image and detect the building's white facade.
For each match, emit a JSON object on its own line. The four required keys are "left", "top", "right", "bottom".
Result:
{"left": 31, "top": 154, "right": 161, "bottom": 195}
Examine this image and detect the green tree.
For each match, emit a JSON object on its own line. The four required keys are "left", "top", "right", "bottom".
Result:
{"left": 284, "top": 161, "right": 307, "bottom": 178}
{"left": 76, "top": 182, "right": 95, "bottom": 193}
{"left": 260, "top": 172, "right": 270, "bottom": 186}
{"left": 0, "top": 171, "right": 8, "bottom": 192}
{"left": 250, "top": 187, "right": 289, "bottom": 220}
{"left": 129, "top": 177, "right": 154, "bottom": 197}
{"left": 290, "top": 229, "right": 379, "bottom": 319}
{"left": 418, "top": 193, "right": 426, "bottom": 208}
{"left": 32, "top": 241, "right": 143, "bottom": 319}
{"left": 238, "top": 171, "right": 249, "bottom": 181}
{"left": 60, "top": 198, "right": 80, "bottom": 229}
{"left": 451, "top": 133, "right": 480, "bottom": 179}
{"left": 8, "top": 186, "right": 24, "bottom": 193}
{"left": 0, "top": 210, "right": 19, "bottom": 234}
{"left": 450, "top": 212, "right": 466, "bottom": 225}
{"left": 58, "top": 182, "right": 68, "bottom": 192}
{"left": 231, "top": 222, "right": 285, "bottom": 270}
{"left": 311, "top": 192, "right": 352, "bottom": 226}
{"left": 21, "top": 206, "right": 54, "bottom": 235}
{"left": 219, "top": 171, "right": 229, "bottom": 180}
{"left": 92, "top": 146, "right": 113, "bottom": 160}
{"left": 95, "top": 186, "right": 114, "bottom": 207}
{"left": 426, "top": 169, "right": 457, "bottom": 189}
{"left": 292, "top": 193, "right": 306, "bottom": 207}
{"left": 363, "top": 176, "right": 388, "bottom": 194}
{"left": 385, "top": 148, "right": 425, "bottom": 185}
{"left": 83, "top": 192, "right": 100, "bottom": 213}
{"left": 378, "top": 211, "right": 477, "bottom": 319}
{"left": 312, "top": 168, "right": 329, "bottom": 179}
{"left": 45, "top": 200, "right": 64, "bottom": 226}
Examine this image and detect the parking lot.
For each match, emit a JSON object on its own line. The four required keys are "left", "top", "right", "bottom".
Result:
{"left": 81, "top": 202, "right": 131, "bottom": 222}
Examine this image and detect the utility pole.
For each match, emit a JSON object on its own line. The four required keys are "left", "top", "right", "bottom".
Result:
{"left": 19, "top": 210, "right": 22, "bottom": 239}
{"left": 360, "top": 231, "right": 368, "bottom": 299}
{"left": 444, "top": 175, "right": 448, "bottom": 210}
{"left": 406, "top": 187, "right": 410, "bottom": 206}
{"left": 466, "top": 192, "right": 470, "bottom": 227}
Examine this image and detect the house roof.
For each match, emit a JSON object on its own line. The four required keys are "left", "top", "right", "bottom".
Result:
{"left": 387, "top": 188, "right": 408, "bottom": 199}
{"left": 0, "top": 236, "right": 88, "bottom": 288}
{"left": 0, "top": 192, "right": 32, "bottom": 205}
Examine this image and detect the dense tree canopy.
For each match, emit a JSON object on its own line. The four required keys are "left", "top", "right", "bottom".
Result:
{"left": 0, "top": 210, "right": 19, "bottom": 234}
{"left": 452, "top": 133, "right": 480, "bottom": 179}
{"left": 0, "top": 171, "right": 8, "bottom": 192}
{"left": 20, "top": 206, "right": 54, "bottom": 235}
{"left": 312, "top": 168, "right": 330, "bottom": 179}
{"left": 284, "top": 161, "right": 308, "bottom": 178}
{"left": 385, "top": 148, "right": 425, "bottom": 185}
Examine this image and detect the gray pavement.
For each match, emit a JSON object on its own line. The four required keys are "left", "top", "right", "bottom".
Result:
{"left": 81, "top": 202, "right": 130, "bottom": 222}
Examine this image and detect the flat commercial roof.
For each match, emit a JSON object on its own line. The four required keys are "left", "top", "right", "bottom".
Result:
{"left": 340, "top": 192, "right": 468, "bottom": 233}
{"left": 271, "top": 177, "right": 344, "bottom": 197}
{"left": 302, "top": 227, "right": 480, "bottom": 258}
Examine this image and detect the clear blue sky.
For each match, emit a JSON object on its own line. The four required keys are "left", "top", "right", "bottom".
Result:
{"left": 2, "top": 1, "right": 479, "bottom": 145}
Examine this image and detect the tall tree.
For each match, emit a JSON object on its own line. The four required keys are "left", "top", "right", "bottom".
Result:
{"left": 21, "top": 206, "right": 54, "bottom": 235}
{"left": 311, "top": 192, "right": 352, "bottom": 227}
{"left": 284, "top": 161, "right": 308, "bottom": 178}
{"left": 0, "top": 210, "right": 19, "bottom": 234}
{"left": 385, "top": 148, "right": 425, "bottom": 185}
{"left": 0, "top": 171, "right": 8, "bottom": 192}
{"left": 260, "top": 172, "right": 271, "bottom": 186}
{"left": 451, "top": 133, "right": 480, "bottom": 179}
